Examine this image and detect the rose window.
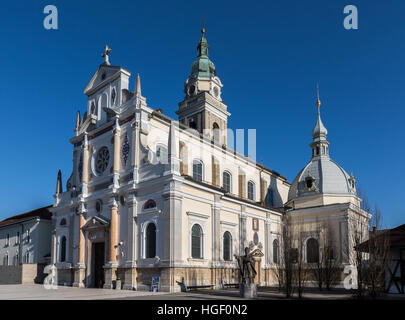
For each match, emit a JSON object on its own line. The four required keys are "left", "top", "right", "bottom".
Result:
{"left": 96, "top": 147, "right": 110, "bottom": 174}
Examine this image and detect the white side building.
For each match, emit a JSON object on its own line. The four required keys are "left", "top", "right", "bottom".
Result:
{"left": 0, "top": 206, "right": 52, "bottom": 266}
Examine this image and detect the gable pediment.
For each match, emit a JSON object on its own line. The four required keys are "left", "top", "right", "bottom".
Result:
{"left": 83, "top": 65, "right": 130, "bottom": 96}
{"left": 82, "top": 215, "right": 110, "bottom": 231}
{"left": 250, "top": 248, "right": 264, "bottom": 258}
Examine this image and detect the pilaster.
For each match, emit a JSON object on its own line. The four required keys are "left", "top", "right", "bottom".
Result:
{"left": 113, "top": 117, "right": 121, "bottom": 190}
{"left": 131, "top": 116, "right": 140, "bottom": 183}
{"left": 81, "top": 133, "right": 89, "bottom": 197}
{"left": 108, "top": 197, "right": 119, "bottom": 264}
{"left": 239, "top": 206, "right": 247, "bottom": 254}
{"left": 211, "top": 194, "right": 221, "bottom": 289}
{"left": 161, "top": 180, "right": 183, "bottom": 290}
{"left": 265, "top": 213, "right": 271, "bottom": 266}
{"left": 124, "top": 192, "right": 137, "bottom": 268}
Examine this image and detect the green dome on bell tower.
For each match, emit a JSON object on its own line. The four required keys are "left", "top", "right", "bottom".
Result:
{"left": 190, "top": 28, "right": 216, "bottom": 79}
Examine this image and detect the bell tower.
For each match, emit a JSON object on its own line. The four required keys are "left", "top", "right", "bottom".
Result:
{"left": 176, "top": 27, "right": 230, "bottom": 146}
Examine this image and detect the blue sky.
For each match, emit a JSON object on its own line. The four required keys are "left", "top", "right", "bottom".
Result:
{"left": 0, "top": 0, "right": 404, "bottom": 228}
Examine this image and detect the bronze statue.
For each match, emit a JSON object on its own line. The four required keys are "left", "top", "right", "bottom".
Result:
{"left": 234, "top": 247, "right": 257, "bottom": 284}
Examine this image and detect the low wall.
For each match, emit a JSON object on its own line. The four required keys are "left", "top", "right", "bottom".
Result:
{"left": 0, "top": 264, "right": 46, "bottom": 285}
{"left": 0, "top": 266, "right": 22, "bottom": 284}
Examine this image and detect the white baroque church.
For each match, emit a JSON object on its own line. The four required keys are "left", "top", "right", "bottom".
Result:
{"left": 50, "top": 29, "right": 370, "bottom": 291}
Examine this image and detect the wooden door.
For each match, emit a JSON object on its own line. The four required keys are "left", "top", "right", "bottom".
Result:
{"left": 93, "top": 242, "right": 105, "bottom": 288}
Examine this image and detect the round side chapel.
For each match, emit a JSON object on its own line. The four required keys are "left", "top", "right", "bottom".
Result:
{"left": 286, "top": 93, "right": 371, "bottom": 279}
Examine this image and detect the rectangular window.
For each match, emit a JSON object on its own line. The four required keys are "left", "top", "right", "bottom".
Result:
{"left": 26, "top": 229, "right": 30, "bottom": 243}
{"left": 6, "top": 234, "right": 9, "bottom": 246}
{"left": 16, "top": 232, "right": 20, "bottom": 245}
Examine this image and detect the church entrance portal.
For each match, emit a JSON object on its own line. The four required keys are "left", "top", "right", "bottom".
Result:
{"left": 93, "top": 242, "right": 105, "bottom": 288}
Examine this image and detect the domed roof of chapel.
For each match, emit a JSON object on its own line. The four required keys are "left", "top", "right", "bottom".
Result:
{"left": 287, "top": 94, "right": 356, "bottom": 203}
{"left": 287, "top": 156, "right": 355, "bottom": 202}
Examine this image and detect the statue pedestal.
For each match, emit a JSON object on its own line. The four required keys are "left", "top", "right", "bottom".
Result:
{"left": 240, "top": 283, "right": 257, "bottom": 299}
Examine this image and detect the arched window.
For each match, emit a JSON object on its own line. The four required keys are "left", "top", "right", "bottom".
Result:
{"left": 307, "top": 238, "right": 319, "bottom": 263}
{"left": 145, "top": 223, "right": 157, "bottom": 258}
{"left": 223, "top": 231, "right": 232, "bottom": 261}
{"left": 25, "top": 252, "right": 29, "bottom": 264}
{"left": 90, "top": 101, "right": 96, "bottom": 114}
{"left": 96, "top": 200, "right": 103, "bottom": 213}
{"left": 144, "top": 199, "right": 156, "bottom": 209}
{"left": 60, "top": 218, "right": 67, "bottom": 226}
{"left": 247, "top": 181, "right": 255, "bottom": 201}
{"left": 222, "top": 171, "right": 232, "bottom": 193}
{"left": 156, "top": 144, "right": 168, "bottom": 164}
{"left": 111, "top": 88, "right": 116, "bottom": 105}
{"left": 192, "top": 160, "right": 203, "bottom": 182}
{"left": 60, "top": 236, "right": 66, "bottom": 262}
{"left": 213, "top": 122, "right": 220, "bottom": 143}
{"left": 191, "top": 224, "right": 203, "bottom": 259}
{"left": 273, "top": 239, "right": 279, "bottom": 264}
{"left": 4, "top": 253, "right": 8, "bottom": 266}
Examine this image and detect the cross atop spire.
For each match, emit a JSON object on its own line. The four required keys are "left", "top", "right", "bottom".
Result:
{"left": 101, "top": 45, "right": 112, "bottom": 65}
{"left": 312, "top": 84, "right": 328, "bottom": 140}
{"left": 201, "top": 18, "right": 206, "bottom": 38}
{"left": 311, "top": 84, "right": 329, "bottom": 158}
{"left": 316, "top": 83, "right": 321, "bottom": 109}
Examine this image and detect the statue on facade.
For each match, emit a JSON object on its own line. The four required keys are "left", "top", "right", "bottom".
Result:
{"left": 234, "top": 247, "right": 257, "bottom": 298}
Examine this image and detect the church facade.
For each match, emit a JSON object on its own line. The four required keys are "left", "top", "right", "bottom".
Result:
{"left": 50, "top": 30, "right": 291, "bottom": 291}
{"left": 50, "top": 29, "right": 370, "bottom": 292}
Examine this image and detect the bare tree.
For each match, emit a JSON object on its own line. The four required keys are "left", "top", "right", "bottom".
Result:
{"left": 363, "top": 205, "right": 390, "bottom": 298}
{"left": 273, "top": 244, "right": 284, "bottom": 293}
{"left": 311, "top": 220, "right": 324, "bottom": 291}
{"left": 357, "top": 184, "right": 371, "bottom": 212}
{"left": 293, "top": 222, "right": 309, "bottom": 298}
{"left": 321, "top": 221, "right": 341, "bottom": 290}
{"left": 310, "top": 220, "right": 342, "bottom": 291}
{"left": 350, "top": 215, "right": 369, "bottom": 299}
{"left": 273, "top": 214, "right": 295, "bottom": 298}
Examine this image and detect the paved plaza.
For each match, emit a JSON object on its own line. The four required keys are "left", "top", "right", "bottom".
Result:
{"left": 0, "top": 284, "right": 404, "bottom": 300}
{"left": 0, "top": 284, "right": 169, "bottom": 300}
{"left": 0, "top": 284, "right": 355, "bottom": 300}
